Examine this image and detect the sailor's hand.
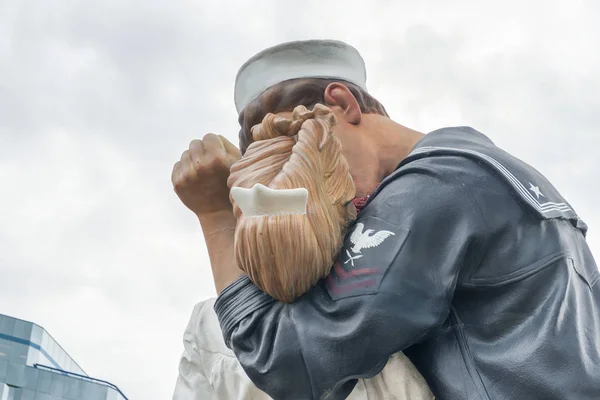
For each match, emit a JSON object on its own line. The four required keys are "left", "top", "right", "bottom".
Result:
{"left": 171, "top": 134, "right": 241, "bottom": 218}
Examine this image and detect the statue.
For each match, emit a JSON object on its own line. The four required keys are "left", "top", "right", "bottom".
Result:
{"left": 174, "top": 104, "right": 434, "bottom": 399}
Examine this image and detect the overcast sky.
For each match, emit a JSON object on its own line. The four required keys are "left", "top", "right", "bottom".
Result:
{"left": 1, "top": 0, "right": 598, "bottom": 399}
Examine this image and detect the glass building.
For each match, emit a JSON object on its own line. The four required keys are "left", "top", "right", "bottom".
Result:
{"left": 0, "top": 313, "right": 128, "bottom": 400}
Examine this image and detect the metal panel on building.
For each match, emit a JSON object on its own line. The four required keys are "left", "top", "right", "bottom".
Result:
{"left": 0, "top": 314, "right": 127, "bottom": 400}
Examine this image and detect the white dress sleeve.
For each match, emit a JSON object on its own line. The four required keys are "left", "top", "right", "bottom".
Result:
{"left": 172, "top": 298, "right": 272, "bottom": 400}
{"left": 352, "top": 352, "right": 435, "bottom": 400}
{"left": 172, "top": 300, "right": 215, "bottom": 400}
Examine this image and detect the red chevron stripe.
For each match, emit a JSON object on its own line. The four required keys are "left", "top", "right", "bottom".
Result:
{"left": 326, "top": 261, "right": 379, "bottom": 295}
{"left": 333, "top": 261, "right": 378, "bottom": 278}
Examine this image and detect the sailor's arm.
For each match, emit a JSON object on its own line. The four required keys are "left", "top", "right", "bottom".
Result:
{"left": 215, "top": 158, "right": 487, "bottom": 400}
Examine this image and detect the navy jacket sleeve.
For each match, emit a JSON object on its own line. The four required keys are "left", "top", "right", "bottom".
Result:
{"left": 215, "top": 157, "right": 488, "bottom": 400}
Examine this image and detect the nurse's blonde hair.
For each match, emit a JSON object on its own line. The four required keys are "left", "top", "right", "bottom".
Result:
{"left": 228, "top": 104, "right": 356, "bottom": 302}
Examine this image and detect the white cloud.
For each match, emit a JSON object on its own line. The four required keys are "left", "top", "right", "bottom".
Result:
{"left": 1, "top": 1, "right": 598, "bottom": 399}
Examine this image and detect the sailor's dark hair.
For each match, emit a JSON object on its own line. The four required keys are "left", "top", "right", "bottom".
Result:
{"left": 237, "top": 78, "right": 388, "bottom": 154}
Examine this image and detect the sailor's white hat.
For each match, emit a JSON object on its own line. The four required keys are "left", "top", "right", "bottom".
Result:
{"left": 234, "top": 39, "right": 368, "bottom": 114}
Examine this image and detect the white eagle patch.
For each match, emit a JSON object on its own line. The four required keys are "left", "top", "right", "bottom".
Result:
{"left": 349, "top": 222, "right": 396, "bottom": 254}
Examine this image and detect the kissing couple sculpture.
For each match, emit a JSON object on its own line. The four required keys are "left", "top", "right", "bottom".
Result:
{"left": 173, "top": 104, "right": 434, "bottom": 399}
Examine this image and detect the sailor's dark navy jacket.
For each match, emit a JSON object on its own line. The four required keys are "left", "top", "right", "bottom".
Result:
{"left": 215, "top": 127, "right": 600, "bottom": 400}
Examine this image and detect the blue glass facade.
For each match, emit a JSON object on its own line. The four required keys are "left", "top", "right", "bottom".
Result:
{"left": 0, "top": 314, "right": 127, "bottom": 400}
